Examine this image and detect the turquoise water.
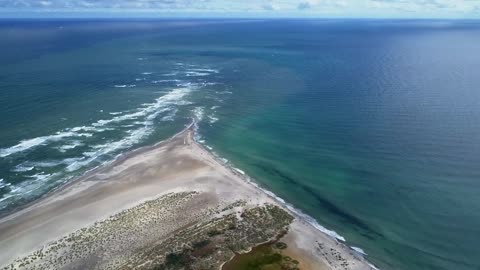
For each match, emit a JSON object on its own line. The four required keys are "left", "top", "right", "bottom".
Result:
{"left": 1, "top": 19, "right": 480, "bottom": 270}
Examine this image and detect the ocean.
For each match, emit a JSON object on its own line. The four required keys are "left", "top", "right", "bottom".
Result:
{"left": 1, "top": 19, "right": 479, "bottom": 270}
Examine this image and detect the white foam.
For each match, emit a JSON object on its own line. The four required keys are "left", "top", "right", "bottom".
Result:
{"left": 161, "top": 109, "right": 178, "bottom": 122}
{"left": 0, "top": 178, "right": 5, "bottom": 189}
{"left": 66, "top": 156, "right": 96, "bottom": 172}
{"left": 12, "top": 165, "right": 35, "bottom": 172}
{"left": 351, "top": 246, "right": 367, "bottom": 256}
{"left": 82, "top": 151, "right": 97, "bottom": 157}
{"left": 0, "top": 195, "right": 13, "bottom": 203}
{"left": 177, "top": 82, "right": 200, "bottom": 88}
{"left": 67, "top": 127, "right": 150, "bottom": 172}
{"left": 91, "top": 88, "right": 190, "bottom": 128}
{"left": 192, "top": 107, "right": 204, "bottom": 122}
{"left": 57, "top": 140, "right": 83, "bottom": 152}
{"left": 64, "top": 87, "right": 192, "bottom": 172}
{"left": 187, "top": 68, "right": 219, "bottom": 74}
{"left": 141, "top": 72, "right": 153, "bottom": 75}
{"left": 162, "top": 72, "right": 178, "bottom": 76}
{"left": 28, "top": 173, "right": 52, "bottom": 182}
{"left": 39, "top": 160, "right": 65, "bottom": 167}
{"left": 16, "top": 158, "right": 84, "bottom": 172}
{"left": 36, "top": 160, "right": 69, "bottom": 168}
{"left": 0, "top": 131, "right": 76, "bottom": 157}
{"left": 152, "top": 79, "right": 182, "bottom": 84}
{"left": 76, "top": 133, "right": 94, "bottom": 137}
{"left": 216, "top": 91, "right": 233, "bottom": 94}
{"left": 185, "top": 71, "right": 210, "bottom": 77}
{"left": 256, "top": 183, "right": 346, "bottom": 241}
{"left": 0, "top": 80, "right": 208, "bottom": 209}
{"left": 114, "top": 84, "right": 136, "bottom": 88}
{"left": 205, "top": 82, "right": 221, "bottom": 86}
{"left": 70, "top": 126, "right": 97, "bottom": 132}
{"left": 284, "top": 200, "right": 345, "bottom": 241}
{"left": 3, "top": 173, "right": 58, "bottom": 203}
{"left": 234, "top": 168, "right": 245, "bottom": 175}
{"left": 0, "top": 87, "right": 193, "bottom": 159}
{"left": 207, "top": 115, "right": 219, "bottom": 124}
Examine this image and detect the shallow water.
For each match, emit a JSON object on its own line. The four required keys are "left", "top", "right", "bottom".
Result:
{"left": 1, "top": 19, "right": 479, "bottom": 270}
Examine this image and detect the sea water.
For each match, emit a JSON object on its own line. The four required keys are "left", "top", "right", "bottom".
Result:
{"left": 1, "top": 19, "right": 479, "bottom": 270}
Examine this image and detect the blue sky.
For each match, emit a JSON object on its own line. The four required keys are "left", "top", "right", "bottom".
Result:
{"left": 1, "top": 0, "right": 479, "bottom": 18}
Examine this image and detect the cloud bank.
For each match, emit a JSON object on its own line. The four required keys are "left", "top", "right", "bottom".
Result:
{"left": 0, "top": 0, "right": 479, "bottom": 18}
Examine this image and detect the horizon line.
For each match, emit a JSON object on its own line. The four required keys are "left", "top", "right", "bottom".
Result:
{"left": 1, "top": 15, "right": 480, "bottom": 20}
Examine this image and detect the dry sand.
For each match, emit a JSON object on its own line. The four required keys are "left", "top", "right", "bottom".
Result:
{"left": 0, "top": 124, "right": 376, "bottom": 270}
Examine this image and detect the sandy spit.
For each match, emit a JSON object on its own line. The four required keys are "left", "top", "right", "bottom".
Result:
{"left": 0, "top": 124, "right": 375, "bottom": 270}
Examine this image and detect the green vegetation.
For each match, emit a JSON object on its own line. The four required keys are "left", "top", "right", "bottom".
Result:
{"left": 131, "top": 203, "right": 294, "bottom": 270}
{"left": 273, "top": 242, "right": 287, "bottom": 250}
{"left": 4, "top": 196, "right": 294, "bottom": 270}
{"left": 222, "top": 244, "right": 300, "bottom": 270}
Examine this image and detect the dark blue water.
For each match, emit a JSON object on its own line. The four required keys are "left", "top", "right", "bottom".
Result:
{"left": 1, "top": 19, "right": 479, "bottom": 270}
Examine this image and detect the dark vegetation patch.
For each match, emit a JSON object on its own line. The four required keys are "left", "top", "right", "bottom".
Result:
{"left": 273, "top": 242, "right": 287, "bottom": 250}
{"left": 122, "top": 203, "right": 294, "bottom": 270}
{"left": 222, "top": 243, "right": 300, "bottom": 270}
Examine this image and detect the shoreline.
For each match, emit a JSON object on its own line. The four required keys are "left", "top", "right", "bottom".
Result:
{"left": 0, "top": 121, "right": 376, "bottom": 270}
{"left": 0, "top": 122, "right": 194, "bottom": 221}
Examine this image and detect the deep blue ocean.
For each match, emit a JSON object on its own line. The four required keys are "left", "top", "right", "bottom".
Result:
{"left": 1, "top": 19, "right": 479, "bottom": 270}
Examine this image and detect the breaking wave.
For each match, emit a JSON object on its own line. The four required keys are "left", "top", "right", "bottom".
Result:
{"left": 0, "top": 87, "right": 192, "bottom": 159}
{"left": 114, "top": 84, "right": 136, "bottom": 88}
{"left": 0, "top": 131, "right": 78, "bottom": 158}
{"left": 351, "top": 246, "right": 368, "bottom": 256}
{"left": 0, "top": 86, "right": 196, "bottom": 210}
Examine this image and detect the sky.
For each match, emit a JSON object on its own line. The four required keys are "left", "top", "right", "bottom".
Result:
{"left": 0, "top": 0, "right": 479, "bottom": 18}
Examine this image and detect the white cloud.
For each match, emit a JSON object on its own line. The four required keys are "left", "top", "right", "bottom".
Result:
{"left": 38, "top": 0, "right": 52, "bottom": 6}
{"left": 0, "top": 0, "right": 479, "bottom": 18}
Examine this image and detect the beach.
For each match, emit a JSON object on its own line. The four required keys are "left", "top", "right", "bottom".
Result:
{"left": 0, "top": 124, "right": 374, "bottom": 270}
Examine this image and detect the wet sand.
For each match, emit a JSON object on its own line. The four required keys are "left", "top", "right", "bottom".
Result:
{"left": 0, "top": 124, "right": 375, "bottom": 270}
